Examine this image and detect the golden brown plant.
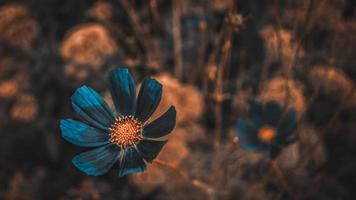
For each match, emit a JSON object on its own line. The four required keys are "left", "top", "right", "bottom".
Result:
{"left": 10, "top": 93, "right": 38, "bottom": 122}
{"left": 60, "top": 23, "right": 117, "bottom": 67}
{"left": 63, "top": 63, "right": 91, "bottom": 81}
{"left": 260, "top": 26, "right": 304, "bottom": 68}
{"left": 259, "top": 77, "right": 306, "bottom": 115}
{"left": 0, "top": 58, "right": 30, "bottom": 97}
{"left": 0, "top": 80, "right": 18, "bottom": 98}
{"left": 67, "top": 179, "right": 100, "bottom": 200}
{"left": 152, "top": 73, "right": 204, "bottom": 125}
{"left": 87, "top": 1, "right": 113, "bottom": 21}
{"left": 0, "top": 4, "right": 39, "bottom": 50}
{"left": 309, "top": 66, "right": 355, "bottom": 105}
{"left": 211, "top": 0, "right": 232, "bottom": 11}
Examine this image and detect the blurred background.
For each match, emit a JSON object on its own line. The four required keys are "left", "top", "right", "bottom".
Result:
{"left": 0, "top": 0, "right": 356, "bottom": 199}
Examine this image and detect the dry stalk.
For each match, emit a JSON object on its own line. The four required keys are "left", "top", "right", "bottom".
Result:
{"left": 172, "top": 0, "right": 184, "bottom": 79}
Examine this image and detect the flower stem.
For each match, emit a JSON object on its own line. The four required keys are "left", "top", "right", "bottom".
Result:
{"left": 211, "top": 1, "right": 235, "bottom": 183}
{"left": 270, "top": 160, "right": 295, "bottom": 199}
{"left": 153, "top": 159, "right": 214, "bottom": 194}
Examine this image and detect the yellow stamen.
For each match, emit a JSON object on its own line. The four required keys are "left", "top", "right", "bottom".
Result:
{"left": 109, "top": 116, "right": 143, "bottom": 149}
{"left": 258, "top": 126, "right": 276, "bottom": 143}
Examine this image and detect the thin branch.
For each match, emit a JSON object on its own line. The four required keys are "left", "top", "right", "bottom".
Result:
{"left": 283, "top": 0, "right": 319, "bottom": 111}
{"left": 153, "top": 159, "right": 214, "bottom": 194}
{"left": 120, "top": 0, "right": 151, "bottom": 53}
{"left": 172, "top": 0, "right": 183, "bottom": 79}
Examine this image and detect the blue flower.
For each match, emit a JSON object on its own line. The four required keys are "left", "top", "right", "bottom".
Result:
{"left": 182, "top": 13, "right": 210, "bottom": 29}
{"left": 60, "top": 68, "right": 176, "bottom": 176}
{"left": 235, "top": 100, "right": 297, "bottom": 159}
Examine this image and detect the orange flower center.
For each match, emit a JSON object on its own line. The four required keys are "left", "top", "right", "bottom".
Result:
{"left": 109, "top": 116, "right": 143, "bottom": 149}
{"left": 258, "top": 126, "right": 276, "bottom": 143}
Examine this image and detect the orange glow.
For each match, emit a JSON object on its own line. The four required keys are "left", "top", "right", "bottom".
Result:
{"left": 0, "top": 80, "right": 18, "bottom": 98}
{"left": 258, "top": 126, "right": 276, "bottom": 143}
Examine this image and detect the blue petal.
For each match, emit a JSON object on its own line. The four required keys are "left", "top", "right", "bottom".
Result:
{"left": 143, "top": 106, "right": 176, "bottom": 138}
{"left": 60, "top": 119, "right": 110, "bottom": 147}
{"left": 235, "top": 118, "right": 268, "bottom": 152}
{"left": 71, "top": 86, "right": 115, "bottom": 130}
{"left": 136, "top": 139, "right": 167, "bottom": 163}
{"left": 72, "top": 144, "right": 121, "bottom": 176}
{"left": 135, "top": 77, "right": 162, "bottom": 123}
{"left": 263, "top": 101, "right": 283, "bottom": 126}
{"left": 118, "top": 147, "right": 146, "bottom": 176}
{"left": 108, "top": 68, "right": 136, "bottom": 116}
{"left": 277, "top": 109, "right": 297, "bottom": 143}
{"left": 248, "top": 100, "right": 263, "bottom": 125}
